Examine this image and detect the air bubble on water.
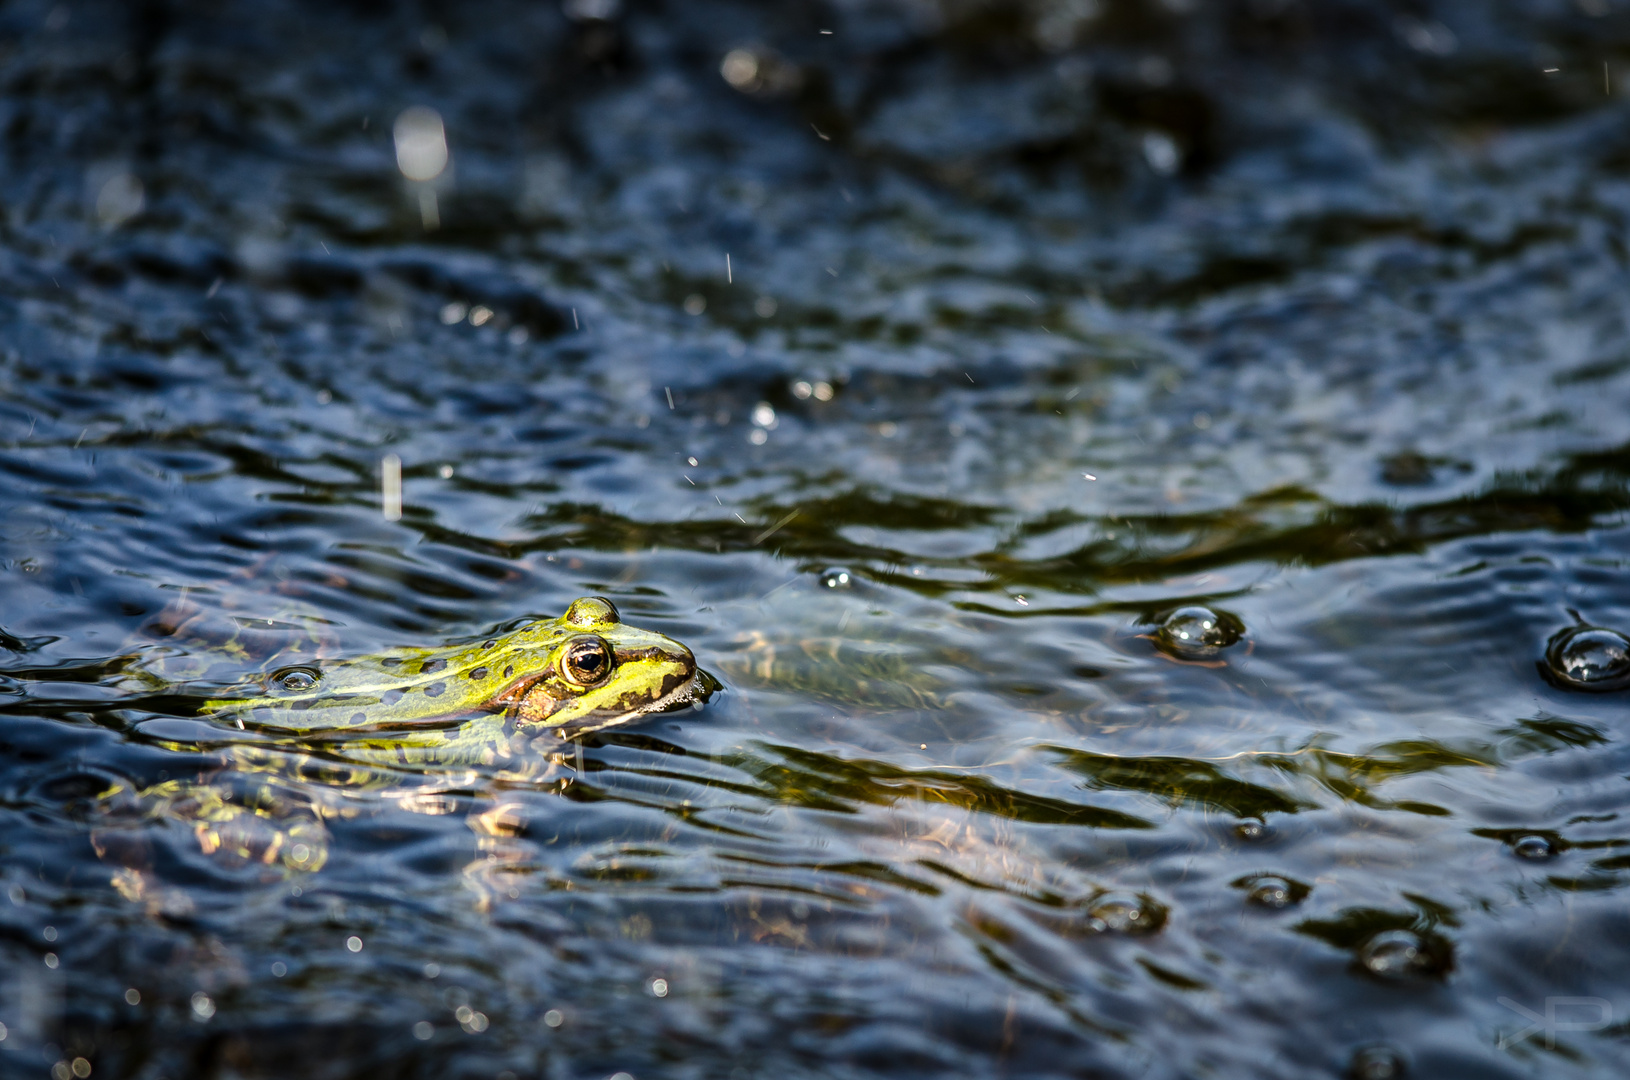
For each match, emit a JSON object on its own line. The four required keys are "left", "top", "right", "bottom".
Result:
{"left": 1239, "top": 874, "right": 1306, "bottom": 910}
{"left": 272, "top": 667, "right": 319, "bottom": 692}
{"left": 1357, "top": 929, "right": 1446, "bottom": 980}
{"left": 125, "top": 988, "right": 141, "bottom": 1005}
{"left": 1543, "top": 624, "right": 1630, "bottom": 692}
{"left": 271, "top": 962, "right": 286, "bottom": 977}
{"left": 346, "top": 935, "right": 363, "bottom": 952}
{"left": 190, "top": 992, "right": 215, "bottom": 1020}
{"left": 1512, "top": 834, "right": 1558, "bottom": 860}
{"left": 820, "top": 568, "right": 852, "bottom": 589}
{"left": 1348, "top": 1044, "right": 1406, "bottom": 1079}
{"left": 1154, "top": 605, "right": 1244, "bottom": 660}
{"left": 1084, "top": 892, "right": 1163, "bottom": 935}
{"left": 751, "top": 403, "right": 777, "bottom": 429}
{"left": 792, "top": 380, "right": 813, "bottom": 399}
{"left": 440, "top": 302, "right": 468, "bottom": 325}
{"left": 1234, "top": 819, "right": 1271, "bottom": 842}
{"left": 543, "top": 1008, "right": 564, "bottom": 1028}
{"left": 413, "top": 1020, "right": 434, "bottom": 1040}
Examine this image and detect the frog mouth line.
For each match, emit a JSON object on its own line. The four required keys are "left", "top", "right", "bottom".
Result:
{"left": 542, "top": 667, "right": 712, "bottom": 740}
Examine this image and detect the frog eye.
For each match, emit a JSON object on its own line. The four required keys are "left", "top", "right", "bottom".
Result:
{"left": 564, "top": 596, "right": 620, "bottom": 628}
{"left": 560, "top": 635, "right": 613, "bottom": 687}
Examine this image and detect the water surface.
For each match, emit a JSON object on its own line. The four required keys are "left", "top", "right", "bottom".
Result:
{"left": 3, "top": 1, "right": 1630, "bottom": 1077}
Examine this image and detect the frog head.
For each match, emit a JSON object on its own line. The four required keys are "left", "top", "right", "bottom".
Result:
{"left": 498, "top": 596, "right": 700, "bottom": 736}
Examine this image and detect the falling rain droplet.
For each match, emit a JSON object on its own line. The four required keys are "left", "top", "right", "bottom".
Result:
{"left": 394, "top": 107, "right": 449, "bottom": 182}
{"left": 1153, "top": 605, "right": 1244, "bottom": 660}
{"left": 820, "top": 568, "right": 852, "bottom": 589}
{"left": 1512, "top": 834, "right": 1558, "bottom": 860}
{"left": 1542, "top": 624, "right": 1630, "bottom": 692}
{"left": 381, "top": 454, "right": 403, "bottom": 521}
{"left": 95, "top": 172, "right": 144, "bottom": 229}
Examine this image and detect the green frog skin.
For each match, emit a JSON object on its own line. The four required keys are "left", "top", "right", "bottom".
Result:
{"left": 217, "top": 595, "right": 700, "bottom": 742}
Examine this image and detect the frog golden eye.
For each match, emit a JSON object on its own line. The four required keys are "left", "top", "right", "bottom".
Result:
{"left": 560, "top": 635, "right": 613, "bottom": 686}
{"left": 564, "top": 596, "right": 621, "bottom": 628}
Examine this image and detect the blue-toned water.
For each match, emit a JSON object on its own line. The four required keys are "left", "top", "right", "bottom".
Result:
{"left": 3, "top": 1, "right": 1630, "bottom": 1077}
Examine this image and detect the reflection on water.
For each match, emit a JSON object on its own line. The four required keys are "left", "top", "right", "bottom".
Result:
{"left": 3, "top": 0, "right": 1630, "bottom": 1076}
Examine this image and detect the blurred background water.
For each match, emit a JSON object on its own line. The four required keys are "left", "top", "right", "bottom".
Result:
{"left": 2, "top": 0, "right": 1630, "bottom": 1077}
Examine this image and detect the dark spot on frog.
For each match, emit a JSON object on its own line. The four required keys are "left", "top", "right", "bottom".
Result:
{"left": 381, "top": 657, "right": 400, "bottom": 668}
{"left": 351, "top": 712, "right": 367, "bottom": 724}
{"left": 483, "top": 640, "right": 496, "bottom": 649}
{"left": 503, "top": 664, "right": 513, "bottom": 678}
{"left": 425, "top": 681, "right": 446, "bottom": 697}
{"left": 381, "top": 689, "right": 404, "bottom": 705}
{"left": 469, "top": 666, "right": 488, "bottom": 680}
{"left": 421, "top": 658, "right": 446, "bottom": 675}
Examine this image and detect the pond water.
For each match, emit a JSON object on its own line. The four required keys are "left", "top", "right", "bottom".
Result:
{"left": 3, "top": 1, "right": 1630, "bottom": 1077}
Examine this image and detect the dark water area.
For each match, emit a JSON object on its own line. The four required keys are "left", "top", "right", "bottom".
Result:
{"left": 3, "top": 0, "right": 1630, "bottom": 1076}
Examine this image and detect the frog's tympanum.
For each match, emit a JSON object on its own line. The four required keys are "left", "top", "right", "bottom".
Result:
{"left": 93, "top": 597, "right": 711, "bottom": 903}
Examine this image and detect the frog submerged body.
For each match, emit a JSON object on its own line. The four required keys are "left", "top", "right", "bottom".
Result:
{"left": 97, "top": 597, "right": 710, "bottom": 899}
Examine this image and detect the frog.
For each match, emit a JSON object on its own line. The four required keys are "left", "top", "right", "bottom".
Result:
{"left": 90, "top": 595, "right": 712, "bottom": 906}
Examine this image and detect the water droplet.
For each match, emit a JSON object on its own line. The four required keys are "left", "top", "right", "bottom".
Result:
{"left": 1356, "top": 929, "right": 1449, "bottom": 980}
{"left": 1153, "top": 606, "right": 1244, "bottom": 660}
{"left": 272, "top": 667, "right": 319, "bottom": 692}
{"left": 1543, "top": 625, "right": 1630, "bottom": 692}
{"left": 190, "top": 991, "right": 215, "bottom": 1020}
{"left": 1512, "top": 834, "right": 1558, "bottom": 860}
{"left": 413, "top": 1020, "right": 434, "bottom": 1040}
{"left": 124, "top": 988, "right": 140, "bottom": 1005}
{"left": 346, "top": 935, "right": 363, "bottom": 953}
{"left": 1348, "top": 1044, "right": 1406, "bottom": 1079}
{"left": 271, "top": 962, "right": 286, "bottom": 977}
{"left": 393, "top": 107, "right": 448, "bottom": 181}
{"left": 543, "top": 1008, "right": 564, "bottom": 1028}
{"left": 650, "top": 977, "right": 669, "bottom": 997}
{"left": 820, "top": 568, "right": 852, "bottom": 589}
{"left": 1237, "top": 874, "right": 1308, "bottom": 910}
{"left": 1084, "top": 892, "right": 1165, "bottom": 935}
